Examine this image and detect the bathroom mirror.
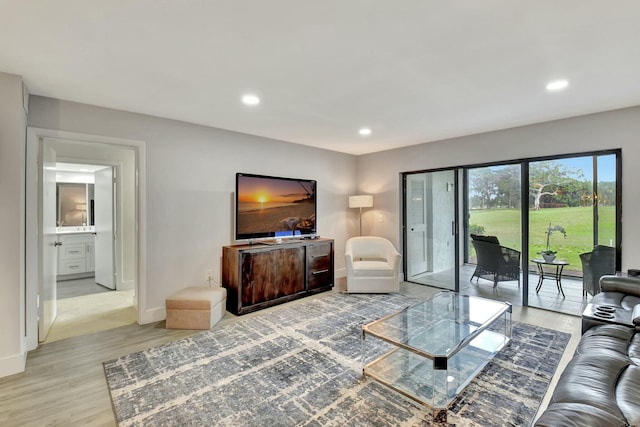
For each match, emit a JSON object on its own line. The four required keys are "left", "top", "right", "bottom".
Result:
{"left": 56, "top": 183, "right": 94, "bottom": 226}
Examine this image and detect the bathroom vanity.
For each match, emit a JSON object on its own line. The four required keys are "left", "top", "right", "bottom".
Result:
{"left": 56, "top": 227, "right": 95, "bottom": 280}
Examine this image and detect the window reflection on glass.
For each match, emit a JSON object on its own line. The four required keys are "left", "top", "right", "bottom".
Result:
{"left": 466, "top": 164, "right": 522, "bottom": 264}
{"left": 527, "top": 156, "right": 617, "bottom": 276}
{"left": 596, "top": 154, "right": 616, "bottom": 247}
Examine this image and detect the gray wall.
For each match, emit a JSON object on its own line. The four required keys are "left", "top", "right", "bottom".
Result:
{"left": 0, "top": 72, "right": 27, "bottom": 376}
{"left": 357, "top": 106, "right": 640, "bottom": 270}
{"left": 28, "top": 96, "right": 358, "bottom": 322}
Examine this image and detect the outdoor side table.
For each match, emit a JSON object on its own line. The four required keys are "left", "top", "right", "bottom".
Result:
{"left": 531, "top": 258, "right": 569, "bottom": 298}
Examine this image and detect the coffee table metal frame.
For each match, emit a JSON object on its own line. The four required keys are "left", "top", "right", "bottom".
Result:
{"left": 361, "top": 291, "right": 511, "bottom": 420}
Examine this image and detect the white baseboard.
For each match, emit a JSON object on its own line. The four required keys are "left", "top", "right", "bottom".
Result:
{"left": 0, "top": 351, "right": 26, "bottom": 378}
{"left": 138, "top": 306, "right": 166, "bottom": 325}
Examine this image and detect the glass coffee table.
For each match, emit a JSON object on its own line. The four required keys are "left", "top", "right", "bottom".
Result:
{"left": 362, "top": 291, "right": 511, "bottom": 421}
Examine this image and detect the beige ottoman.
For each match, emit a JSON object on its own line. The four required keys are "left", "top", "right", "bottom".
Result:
{"left": 165, "top": 286, "right": 227, "bottom": 330}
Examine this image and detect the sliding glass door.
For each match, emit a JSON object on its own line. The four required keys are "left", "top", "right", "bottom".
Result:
{"left": 403, "top": 150, "right": 620, "bottom": 316}
{"left": 528, "top": 153, "right": 619, "bottom": 313}
{"left": 404, "top": 169, "right": 458, "bottom": 291}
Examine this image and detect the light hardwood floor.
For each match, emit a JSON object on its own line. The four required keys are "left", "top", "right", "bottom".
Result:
{"left": 0, "top": 281, "right": 581, "bottom": 426}
{"left": 45, "top": 289, "right": 136, "bottom": 344}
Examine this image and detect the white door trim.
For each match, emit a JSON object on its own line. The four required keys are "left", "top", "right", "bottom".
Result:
{"left": 25, "top": 127, "right": 146, "bottom": 351}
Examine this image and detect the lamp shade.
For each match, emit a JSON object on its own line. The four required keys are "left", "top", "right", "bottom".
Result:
{"left": 349, "top": 195, "right": 373, "bottom": 208}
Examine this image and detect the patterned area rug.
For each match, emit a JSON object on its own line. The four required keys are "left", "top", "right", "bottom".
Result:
{"left": 103, "top": 292, "right": 570, "bottom": 426}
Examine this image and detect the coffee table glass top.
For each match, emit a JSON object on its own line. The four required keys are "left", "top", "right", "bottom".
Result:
{"left": 362, "top": 292, "right": 512, "bottom": 415}
{"left": 363, "top": 292, "right": 511, "bottom": 358}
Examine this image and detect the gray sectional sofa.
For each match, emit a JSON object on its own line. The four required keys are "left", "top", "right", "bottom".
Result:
{"left": 535, "top": 275, "right": 640, "bottom": 426}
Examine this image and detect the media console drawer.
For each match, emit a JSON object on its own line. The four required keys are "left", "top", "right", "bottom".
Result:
{"left": 223, "top": 238, "right": 334, "bottom": 315}
{"left": 307, "top": 242, "right": 333, "bottom": 290}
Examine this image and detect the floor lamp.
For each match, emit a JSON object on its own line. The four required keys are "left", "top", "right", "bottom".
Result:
{"left": 349, "top": 195, "right": 373, "bottom": 236}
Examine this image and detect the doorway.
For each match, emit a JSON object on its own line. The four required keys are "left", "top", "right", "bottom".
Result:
{"left": 403, "top": 169, "right": 459, "bottom": 291}
{"left": 46, "top": 161, "right": 135, "bottom": 343}
{"left": 25, "top": 128, "right": 144, "bottom": 350}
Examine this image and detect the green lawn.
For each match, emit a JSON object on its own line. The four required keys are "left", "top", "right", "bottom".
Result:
{"left": 469, "top": 206, "right": 615, "bottom": 272}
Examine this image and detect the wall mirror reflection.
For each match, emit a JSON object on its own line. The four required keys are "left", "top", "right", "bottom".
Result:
{"left": 57, "top": 183, "right": 94, "bottom": 226}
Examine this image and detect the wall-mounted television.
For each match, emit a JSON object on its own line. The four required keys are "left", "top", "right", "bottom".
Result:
{"left": 235, "top": 173, "right": 317, "bottom": 241}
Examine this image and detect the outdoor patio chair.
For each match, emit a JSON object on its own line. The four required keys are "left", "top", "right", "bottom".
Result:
{"left": 470, "top": 234, "right": 521, "bottom": 288}
{"left": 579, "top": 245, "right": 616, "bottom": 297}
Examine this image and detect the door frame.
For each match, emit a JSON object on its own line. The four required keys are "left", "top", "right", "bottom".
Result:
{"left": 402, "top": 167, "right": 460, "bottom": 291}
{"left": 25, "top": 127, "right": 146, "bottom": 351}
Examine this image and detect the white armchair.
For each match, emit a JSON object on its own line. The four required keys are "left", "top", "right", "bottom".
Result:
{"left": 345, "top": 236, "right": 401, "bottom": 293}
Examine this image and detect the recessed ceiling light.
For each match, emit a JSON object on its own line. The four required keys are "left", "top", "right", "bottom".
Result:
{"left": 359, "top": 128, "right": 372, "bottom": 136}
{"left": 242, "top": 94, "right": 260, "bottom": 106}
{"left": 546, "top": 80, "right": 569, "bottom": 92}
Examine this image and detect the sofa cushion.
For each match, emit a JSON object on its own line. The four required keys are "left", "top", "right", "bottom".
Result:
{"left": 621, "top": 295, "right": 640, "bottom": 311}
{"left": 549, "top": 352, "right": 629, "bottom": 421}
{"left": 534, "top": 402, "right": 628, "bottom": 427}
{"left": 630, "top": 333, "right": 640, "bottom": 365}
{"left": 617, "top": 364, "right": 640, "bottom": 426}
{"left": 576, "top": 324, "right": 635, "bottom": 358}
{"left": 591, "top": 291, "right": 627, "bottom": 308}
{"left": 591, "top": 291, "right": 640, "bottom": 312}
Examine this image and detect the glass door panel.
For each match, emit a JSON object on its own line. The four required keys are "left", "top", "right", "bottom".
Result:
{"left": 527, "top": 155, "right": 618, "bottom": 313}
{"left": 528, "top": 158, "right": 593, "bottom": 277}
{"left": 405, "top": 170, "right": 457, "bottom": 290}
{"left": 466, "top": 164, "right": 522, "bottom": 263}
{"left": 596, "top": 154, "right": 616, "bottom": 248}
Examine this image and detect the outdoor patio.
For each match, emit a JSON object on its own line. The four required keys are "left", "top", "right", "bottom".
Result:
{"left": 410, "top": 264, "right": 591, "bottom": 317}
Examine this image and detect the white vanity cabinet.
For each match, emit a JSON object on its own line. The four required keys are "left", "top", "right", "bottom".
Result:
{"left": 57, "top": 232, "right": 95, "bottom": 279}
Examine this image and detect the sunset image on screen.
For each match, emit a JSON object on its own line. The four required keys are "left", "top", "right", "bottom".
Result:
{"left": 236, "top": 175, "right": 316, "bottom": 237}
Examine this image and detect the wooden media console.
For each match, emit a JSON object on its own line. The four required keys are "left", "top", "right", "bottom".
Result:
{"left": 222, "top": 238, "right": 334, "bottom": 315}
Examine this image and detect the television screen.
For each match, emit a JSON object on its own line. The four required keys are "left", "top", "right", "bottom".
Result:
{"left": 235, "top": 173, "right": 317, "bottom": 241}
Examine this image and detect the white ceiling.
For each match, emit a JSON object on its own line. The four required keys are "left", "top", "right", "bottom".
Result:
{"left": 2, "top": 1, "right": 640, "bottom": 155}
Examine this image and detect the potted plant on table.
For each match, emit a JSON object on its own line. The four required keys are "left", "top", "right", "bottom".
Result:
{"left": 540, "top": 222, "right": 567, "bottom": 262}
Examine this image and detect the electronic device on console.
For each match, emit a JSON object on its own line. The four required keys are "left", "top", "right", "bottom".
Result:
{"left": 235, "top": 173, "right": 317, "bottom": 243}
